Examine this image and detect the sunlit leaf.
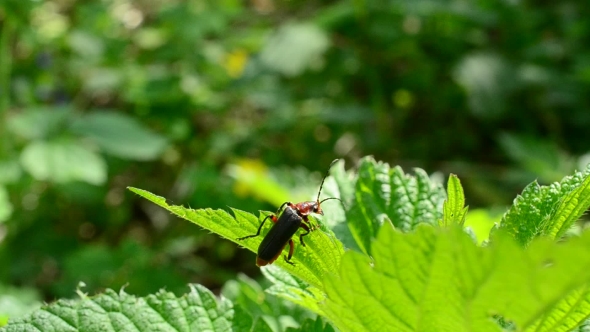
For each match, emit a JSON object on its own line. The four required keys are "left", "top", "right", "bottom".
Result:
{"left": 128, "top": 187, "right": 345, "bottom": 290}
{"left": 441, "top": 174, "right": 468, "bottom": 227}
{"left": 347, "top": 156, "right": 445, "bottom": 255}
{"left": 323, "top": 224, "right": 590, "bottom": 332}
{"left": 498, "top": 164, "right": 590, "bottom": 246}
{"left": 1, "top": 285, "right": 234, "bottom": 332}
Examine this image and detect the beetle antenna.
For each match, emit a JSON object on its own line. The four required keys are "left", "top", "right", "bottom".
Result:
{"left": 316, "top": 159, "right": 340, "bottom": 203}
{"left": 319, "top": 197, "right": 343, "bottom": 205}
{"left": 319, "top": 197, "right": 346, "bottom": 209}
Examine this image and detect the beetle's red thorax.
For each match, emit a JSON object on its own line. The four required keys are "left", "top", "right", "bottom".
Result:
{"left": 291, "top": 201, "right": 318, "bottom": 216}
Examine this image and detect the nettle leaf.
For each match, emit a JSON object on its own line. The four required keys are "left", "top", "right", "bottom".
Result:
{"left": 221, "top": 272, "right": 316, "bottom": 331}
{"left": 315, "top": 159, "right": 360, "bottom": 252}
{"left": 323, "top": 224, "right": 590, "bottom": 332}
{"left": 572, "top": 317, "right": 590, "bottom": 332}
{"left": 441, "top": 174, "right": 468, "bottom": 227}
{"left": 285, "top": 317, "right": 336, "bottom": 332}
{"left": 348, "top": 156, "right": 446, "bottom": 255}
{"left": 524, "top": 285, "right": 590, "bottom": 332}
{"left": 262, "top": 265, "right": 327, "bottom": 317}
{"left": 1, "top": 285, "right": 234, "bottom": 332}
{"left": 128, "top": 187, "right": 344, "bottom": 291}
{"left": 499, "top": 164, "right": 590, "bottom": 246}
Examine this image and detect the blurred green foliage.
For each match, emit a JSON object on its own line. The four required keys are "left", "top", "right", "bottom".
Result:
{"left": 1, "top": 0, "right": 590, "bottom": 324}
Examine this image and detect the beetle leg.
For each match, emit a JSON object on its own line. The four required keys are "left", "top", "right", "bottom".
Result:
{"left": 299, "top": 222, "right": 311, "bottom": 247}
{"left": 237, "top": 215, "right": 273, "bottom": 240}
{"left": 283, "top": 239, "right": 295, "bottom": 265}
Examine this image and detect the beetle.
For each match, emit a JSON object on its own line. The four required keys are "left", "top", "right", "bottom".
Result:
{"left": 237, "top": 159, "right": 342, "bottom": 266}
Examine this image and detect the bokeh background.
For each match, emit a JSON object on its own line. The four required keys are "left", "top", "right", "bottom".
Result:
{"left": 1, "top": 0, "right": 590, "bottom": 320}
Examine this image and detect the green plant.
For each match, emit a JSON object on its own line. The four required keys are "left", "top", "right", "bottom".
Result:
{"left": 3, "top": 156, "right": 590, "bottom": 331}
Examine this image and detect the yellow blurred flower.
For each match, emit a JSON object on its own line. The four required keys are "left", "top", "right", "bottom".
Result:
{"left": 224, "top": 49, "right": 249, "bottom": 78}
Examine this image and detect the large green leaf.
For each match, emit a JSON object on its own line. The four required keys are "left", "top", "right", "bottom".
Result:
{"left": 1, "top": 285, "right": 237, "bottom": 332}
{"left": 323, "top": 224, "right": 590, "bottom": 332}
{"left": 128, "top": 187, "right": 345, "bottom": 290}
{"left": 498, "top": 164, "right": 590, "bottom": 246}
{"left": 347, "top": 156, "right": 446, "bottom": 255}
{"left": 524, "top": 285, "right": 590, "bottom": 332}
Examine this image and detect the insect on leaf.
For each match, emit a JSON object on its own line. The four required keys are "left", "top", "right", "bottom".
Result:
{"left": 128, "top": 187, "right": 345, "bottom": 290}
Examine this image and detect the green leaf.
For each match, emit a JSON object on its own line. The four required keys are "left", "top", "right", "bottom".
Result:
{"left": 323, "top": 224, "right": 590, "bottom": 332}
{"left": 262, "top": 265, "right": 326, "bottom": 317}
{"left": 70, "top": 111, "right": 167, "bottom": 161}
{"left": 463, "top": 208, "right": 502, "bottom": 245}
{"left": 128, "top": 187, "right": 345, "bottom": 290}
{"left": 498, "top": 164, "right": 590, "bottom": 246}
{"left": 441, "top": 174, "right": 468, "bottom": 227}
{"left": 20, "top": 140, "right": 107, "bottom": 185}
{"left": 231, "top": 306, "right": 254, "bottom": 332}
{"left": 319, "top": 159, "right": 361, "bottom": 252}
{"left": 222, "top": 272, "right": 316, "bottom": 331}
{"left": 1, "top": 285, "right": 234, "bottom": 332}
{"left": 285, "top": 317, "right": 336, "bottom": 332}
{"left": 7, "top": 107, "right": 71, "bottom": 140}
{"left": 547, "top": 169, "right": 590, "bottom": 239}
{"left": 524, "top": 285, "right": 590, "bottom": 332}
{"left": 571, "top": 317, "right": 590, "bottom": 332}
{"left": 347, "top": 156, "right": 446, "bottom": 255}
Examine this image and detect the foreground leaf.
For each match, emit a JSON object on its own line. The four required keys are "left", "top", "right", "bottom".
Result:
{"left": 1, "top": 285, "right": 235, "bottom": 332}
{"left": 499, "top": 164, "right": 590, "bottom": 246}
{"left": 323, "top": 224, "right": 590, "bottom": 332}
{"left": 128, "top": 187, "right": 344, "bottom": 290}
{"left": 524, "top": 285, "right": 590, "bottom": 332}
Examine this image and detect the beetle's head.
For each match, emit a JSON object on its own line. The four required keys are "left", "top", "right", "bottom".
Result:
{"left": 313, "top": 204, "right": 324, "bottom": 215}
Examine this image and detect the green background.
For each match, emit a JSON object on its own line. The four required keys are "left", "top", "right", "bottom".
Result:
{"left": 0, "top": 0, "right": 589, "bottom": 320}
